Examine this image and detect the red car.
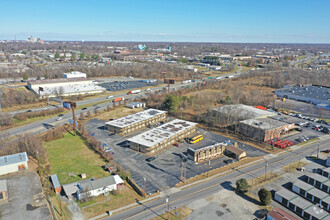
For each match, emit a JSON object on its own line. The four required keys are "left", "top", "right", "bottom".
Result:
{"left": 173, "top": 143, "right": 179, "bottom": 147}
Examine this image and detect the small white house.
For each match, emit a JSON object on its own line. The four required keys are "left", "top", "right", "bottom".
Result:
{"left": 0, "top": 152, "right": 28, "bottom": 176}
{"left": 62, "top": 175, "right": 124, "bottom": 200}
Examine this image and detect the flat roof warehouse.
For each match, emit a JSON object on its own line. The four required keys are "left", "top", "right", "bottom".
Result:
{"left": 275, "top": 85, "right": 330, "bottom": 105}
{"left": 127, "top": 119, "right": 197, "bottom": 148}
{"left": 239, "top": 118, "right": 292, "bottom": 131}
{"left": 105, "top": 109, "right": 166, "bottom": 129}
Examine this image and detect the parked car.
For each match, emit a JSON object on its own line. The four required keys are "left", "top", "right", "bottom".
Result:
{"left": 58, "top": 114, "right": 64, "bottom": 117}
{"left": 173, "top": 143, "right": 179, "bottom": 147}
{"left": 26, "top": 110, "right": 32, "bottom": 112}
{"left": 145, "top": 157, "right": 156, "bottom": 162}
{"left": 224, "top": 159, "right": 233, "bottom": 164}
{"left": 82, "top": 107, "right": 87, "bottom": 110}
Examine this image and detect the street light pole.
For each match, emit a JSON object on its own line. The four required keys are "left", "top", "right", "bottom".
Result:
{"left": 265, "top": 161, "right": 268, "bottom": 181}
{"left": 166, "top": 197, "right": 169, "bottom": 220}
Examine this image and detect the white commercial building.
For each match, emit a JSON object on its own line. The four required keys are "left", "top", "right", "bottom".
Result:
{"left": 127, "top": 119, "right": 197, "bottom": 154}
{"left": 27, "top": 78, "right": 105, "bottom": 98}
{"left": 62, "top": 71, "right": 87, "bottom": 78}
{"left": 0, "top": 152, "right": 28, "bottom": 176}
{"left": 106, "top": 109, "right": 167, "bottom": 135}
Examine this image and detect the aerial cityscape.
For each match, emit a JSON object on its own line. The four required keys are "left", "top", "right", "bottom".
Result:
{"left": 0, "top": 1, "right": 329, "bottom": 220}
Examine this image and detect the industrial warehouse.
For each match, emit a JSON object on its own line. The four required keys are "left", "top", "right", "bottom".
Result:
{"left": 105, "top": 109, "right": 167, "bottom": 135}
{"left": 212, "top": 104, "right": 276, "bottom": 124}
{"left": 27, "top": 78, "right": 105, "bottom": 98}
{"left": 238, "top": 118, "right": 295, "bottom": 142}
{"left": 275, "top": 85, "right": 330, "bottom": 110}
{"left": 127, "top": 119, "right": 197, "bottom": 154}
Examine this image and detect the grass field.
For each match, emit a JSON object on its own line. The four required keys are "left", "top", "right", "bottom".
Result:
{"left": 44, "top": 132, "right": 109, "bottom": 185}
{"left": 82, "top": 185, "right": 144, "bottom": 219}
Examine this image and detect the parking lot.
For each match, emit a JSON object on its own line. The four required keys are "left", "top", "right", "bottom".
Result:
{"left": 99, "top": 80, "right": 157, "bottom": 91}
{"left": 85, "top": 119, "right": 268, "bottom": 194}
{"left": 269, "top": 113, "right": 329, "bottom": 146}
{"left": 0, "top": 170, "right": 51, "bottom": 220}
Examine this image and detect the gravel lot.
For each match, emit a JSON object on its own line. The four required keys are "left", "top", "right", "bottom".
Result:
{"left": 0, "top": 170, "right": 51, "bottom": 220}
{"left": 186, "top": 188, "right": 261, "bottom": 220}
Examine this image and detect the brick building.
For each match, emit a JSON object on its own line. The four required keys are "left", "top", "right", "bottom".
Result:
{"left": 238, "top": 118, "right": 294, "bottom": 142}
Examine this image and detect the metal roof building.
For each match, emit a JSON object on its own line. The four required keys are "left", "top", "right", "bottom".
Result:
{"left": 27, "top": 78, "right": 105, "bottom": 98}
{"left": 292, "top": 180, "right": 330, "bottom": 212}
{"left": 127, "top": 119, "right": 197, "bottom": 154}
{"left": 212, "top": 104, "right": 276, "bottom": 125}
{"left": 275, "top": 85, "right": 330, "bottom": 108}
{"left": 275, "top": 188, "right": 329, "bottom": 220}
{"left": 106, "top": 109, "right": 167, "bottom": 135}
{"left": 50, "top": 174, "right": 61, "bottom": 193}
{"left": 0, "top": 152, "right": 29, "bottom": 176}
{"left": 306, "top": 173, "right": 330, "bottom": 193}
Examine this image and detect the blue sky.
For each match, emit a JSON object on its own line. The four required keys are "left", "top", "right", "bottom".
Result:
{"left": 0, "top": 0, "right": 329, "bottom": 43}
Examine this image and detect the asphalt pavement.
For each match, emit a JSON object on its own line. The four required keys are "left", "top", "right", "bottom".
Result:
{"left": 102, "top": 137, "right": 329, "bottom": 220}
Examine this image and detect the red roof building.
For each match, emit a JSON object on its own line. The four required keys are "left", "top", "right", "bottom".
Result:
{"left": 267, "top": 208, "right": 297, "bottom": 220}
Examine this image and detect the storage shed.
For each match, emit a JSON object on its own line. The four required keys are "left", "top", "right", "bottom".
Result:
{"left": 50, "top": 174, "right": 61, "bottom": 193}
{"left": 0, "top": 152, "right": 28, "bottom": 176}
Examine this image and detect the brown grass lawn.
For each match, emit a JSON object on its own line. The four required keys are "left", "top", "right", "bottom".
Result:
{"left": 151, "top": 206, "right": 193, "bottom": 220}
{"left": 81, "top": 183, "right": 144, "bottom": 219}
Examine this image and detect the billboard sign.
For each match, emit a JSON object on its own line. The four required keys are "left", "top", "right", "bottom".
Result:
{"left": 63, "top": 102, "right": 71, "bottom": 109}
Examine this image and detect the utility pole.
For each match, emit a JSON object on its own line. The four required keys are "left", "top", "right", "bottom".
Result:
{"left": 71, "top": 103, "right": 77, "bottom": 136}
{"left": 180, "top": 107, "right": 183, "bottom": 120}
{"left": 143, "top": 178, "right": 146, "bottom": 194}
{"left": 180, "top": 160, "right": 186, "bottom": 182}
{"left": 63, "top": 101, "right": 77, "bottom": 136}
{"left": 166, "top": 197, "right": 169, "bottom": 220}
{"left": 265, "top": 160, "right": 268, "bottom": 181}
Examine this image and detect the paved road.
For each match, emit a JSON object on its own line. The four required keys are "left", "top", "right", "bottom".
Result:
{"left": 102, "top": 137, "right": 329, "bottom": 220}
{"left": 0, "top": 72, "right": 242, "bottom": 137}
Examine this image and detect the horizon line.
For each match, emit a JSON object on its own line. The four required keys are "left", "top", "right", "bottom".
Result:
{"left": 1, "top": 39, "right": 330, "bottom": 45}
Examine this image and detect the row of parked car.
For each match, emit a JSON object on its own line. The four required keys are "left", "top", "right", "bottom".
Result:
{"left": 295, "top": 121, "right": 329, "bottom": 134}
{"left": 289, "top": 113, "right": 329, "bottom": 125}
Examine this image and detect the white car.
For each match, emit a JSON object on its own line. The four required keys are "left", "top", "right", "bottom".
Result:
{"left": 145, "top": 88, "right": 151, "bottom": 91}
{"left": 106, "top": 95, "right": 114, "bottom": 99}
{"left": 56, "top": 117, "right": 62, "bottom": 121}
